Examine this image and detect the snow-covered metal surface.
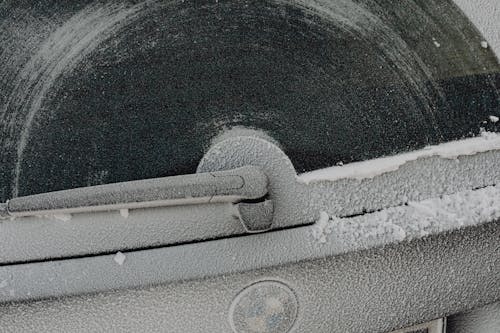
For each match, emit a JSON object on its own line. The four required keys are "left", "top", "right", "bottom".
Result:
{"left": 306, "top": 138, "right": 500, "bottom": 219}
{"left": 1, "top": 181, "right": 499, "bottom": 303}
{"left": 0, "top": 0, "right": 499, "bottom": 331}
{"left": 311, "top": 184, "right": 500, "bottom": 245}
{"left": 2, "top": 134, "right": 500, "bottom": 264}
{"left": 0, "top": 203, "right": 246, "bottom": 263}
{"left": 0, "top": 220, "right": 498, "bottom": 332}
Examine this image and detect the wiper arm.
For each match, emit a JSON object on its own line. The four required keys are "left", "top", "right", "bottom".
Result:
{"left": 2, "top": 166, "right": 268, "bottom": 217}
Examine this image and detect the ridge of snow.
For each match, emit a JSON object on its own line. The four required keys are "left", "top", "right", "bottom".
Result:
{"left": 299, "top": 132, "right": 500, "bottom": 183}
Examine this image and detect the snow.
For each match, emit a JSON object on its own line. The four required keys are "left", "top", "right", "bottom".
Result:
{"left": 432, "top": 37, "right": 441, "bottom": 48}
{"left": 489, "top": 115, "right": 499, "bottom": 123}
{"left": 119, "top": 209, "right": 129, "bottom": 218}
{"left": 113, "top": 252, "right": 126, "bottom": 266}
{"left": 299, "top": 132, "right": 500, "bottom": 183}
{"left": 311, "top": 211, "right": 331, "bottom": 243}
{"left": 311, "top": 184, "right": 500, "bottom": 244}
{"left": 51, "top": 214, "right": 72, "bottom": 222}
{"left": 480, "top": 128, "right": 497, "bottom": 140}
{"left": 26, "top": 214, "right": 71, "bottom": 221}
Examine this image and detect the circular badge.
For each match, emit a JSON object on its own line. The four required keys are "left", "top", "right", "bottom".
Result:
{"left": 229, "top": 281, "right": 298, "bottom": 333}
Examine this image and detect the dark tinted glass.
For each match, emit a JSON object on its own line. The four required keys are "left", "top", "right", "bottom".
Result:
{"left": 1, "top": 0, "right": 499, "bottom": 201}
